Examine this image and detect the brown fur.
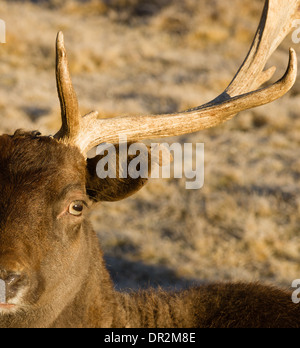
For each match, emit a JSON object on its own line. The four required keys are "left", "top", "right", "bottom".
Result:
{"left": 0, "top": 131, "right": 299, "bottom": 328}
{"left": 86, "top": 144, "right": 150, "bottom": 202}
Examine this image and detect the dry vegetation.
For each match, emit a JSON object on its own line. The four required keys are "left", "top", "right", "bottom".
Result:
{"left": 1, "top": 0, "right": 300, "bottom": 290}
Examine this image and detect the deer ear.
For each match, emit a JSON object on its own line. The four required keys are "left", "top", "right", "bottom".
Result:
{"left": 86, "top": 143, "right": 172, "bottom": 202}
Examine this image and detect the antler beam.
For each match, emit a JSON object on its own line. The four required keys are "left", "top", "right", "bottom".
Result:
{"left": 54, "top": 0, "right": 300, "bottom": 154}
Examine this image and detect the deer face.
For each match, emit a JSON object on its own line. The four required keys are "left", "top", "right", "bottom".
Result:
{"left": 0, "top": 131, "right": 149, "bottom": 317}
{"left": 0, "top": 132, "right": 90, "bottom": 314}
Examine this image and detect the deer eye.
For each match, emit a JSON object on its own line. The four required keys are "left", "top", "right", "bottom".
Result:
{"left": 68, "top": 201, "right": 84, "bottom": 216}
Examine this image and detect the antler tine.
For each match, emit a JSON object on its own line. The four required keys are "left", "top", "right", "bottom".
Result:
{"left": 54, "top": 0, "right": 299, "bottom": 154}
{"left": 225, "top": 0, "right": 300, "bottom": 98}
{"left": 54, "top": 32, "right": 81, "bottom": 142}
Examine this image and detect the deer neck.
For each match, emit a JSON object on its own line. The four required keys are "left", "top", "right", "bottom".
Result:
{"left": 49, "top": 228, "right": 120, "bottom": 328}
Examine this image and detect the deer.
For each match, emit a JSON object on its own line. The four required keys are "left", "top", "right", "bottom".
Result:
{"left": 0, "top": 0, "right": 300, "bottom": 328}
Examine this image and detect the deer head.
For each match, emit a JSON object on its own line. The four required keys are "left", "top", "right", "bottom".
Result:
{"left": 0, "top": 0, "right": 298, "bottom": 328}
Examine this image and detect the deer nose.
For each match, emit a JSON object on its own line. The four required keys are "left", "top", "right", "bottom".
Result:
{"left": 0, "top": 270, "right": 25, "bottom": 301}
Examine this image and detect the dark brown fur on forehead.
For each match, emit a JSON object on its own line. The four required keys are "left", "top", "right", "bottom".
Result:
{"left": 0, "top": 130, "right": 151, "bottom": 203}
{"left": 0, "top": 130, "right": 86, "bottom": 186}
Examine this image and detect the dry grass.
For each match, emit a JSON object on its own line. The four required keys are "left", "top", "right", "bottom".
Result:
{"left": 1, "top": 0, "right": 300, "bottom": 290}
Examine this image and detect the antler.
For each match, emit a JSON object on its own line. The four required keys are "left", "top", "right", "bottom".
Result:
{"left": 54, "top": 0, "right": 300, "bottom": 154}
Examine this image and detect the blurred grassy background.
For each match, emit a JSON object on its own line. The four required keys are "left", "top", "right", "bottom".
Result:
{"left": 1, "top": 0, "right": 300, "bottom": 290}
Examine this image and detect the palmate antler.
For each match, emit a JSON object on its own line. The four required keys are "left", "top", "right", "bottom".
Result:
{"left": 54, "top": 0, "right": 300, "bottom": 155}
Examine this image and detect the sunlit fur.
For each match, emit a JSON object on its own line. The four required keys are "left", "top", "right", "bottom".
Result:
{"left": 0, "top": 131, "right": 299, "bottom": 328}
